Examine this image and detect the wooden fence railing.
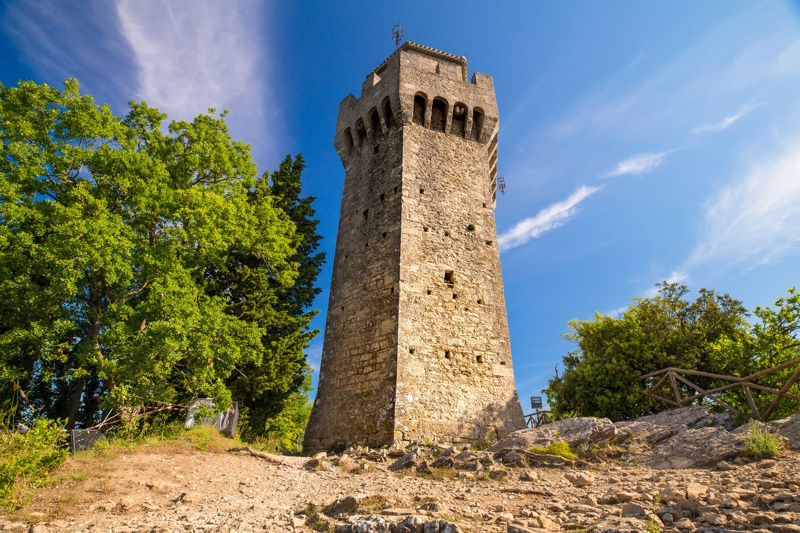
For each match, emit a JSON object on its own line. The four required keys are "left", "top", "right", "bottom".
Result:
{"left": 637, "top": 356, "right": 800, "bottom": 421}
{"left": 524, "top": 410, "right": 555, "bottom": 428}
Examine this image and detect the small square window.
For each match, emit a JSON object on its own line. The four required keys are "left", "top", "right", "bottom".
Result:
{"left": 453, "top": 294, "right": 457, "bottom": 299}
{"left": 444, "top": 230, "right": 450, "bottom": 237}
{"left": 409, "top": 348, "right": 415, "bottom": 354}
{"left": 427, "top": 290, "right": 432, "bottom": 295}
{"left": 485, "top": 240, "right": 492, "bottom": 246}
{"left": 394, "top": 186, "right": 398, "bottom": 193}
{"left": 445, "top": 351, "right": 451, "bottom": 359}
{"left": 363, "top": 209, "right": 368, "bottom": 220}
{"left": 383, "top": 232, "right": 387, "bottom": 238}
{"left": 380, "top": 193, "right": 385, "bottom": 201}
{"left": 423, "top": 226, "right": 429, "bottom": 232}
{"left": 444, "top": 270, "right": 454, "bottom": 284}
{"left": 420, "top": 188, "right": 424, "bottom": 194}
{"left": 476, "top": 355, "right": 484, "bottom": 363}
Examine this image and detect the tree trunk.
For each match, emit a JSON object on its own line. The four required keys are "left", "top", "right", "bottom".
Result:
{"left": 66, "top": 378, "right": 85, "bottom": 430}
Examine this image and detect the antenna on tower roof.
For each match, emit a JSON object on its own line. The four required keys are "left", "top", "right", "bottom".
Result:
{"left": 392, "top": 23, "right": 404, "bottom": 49}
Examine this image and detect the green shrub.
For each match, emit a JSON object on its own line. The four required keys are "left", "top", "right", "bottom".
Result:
{"left": 0, "top": 418, "right": 68, "bottom": 510}
{"left": 528, "top": 440, "right": 577, "bottom": 460}
{"left": 742, "top": 424, "right": 783, "bottom": 458}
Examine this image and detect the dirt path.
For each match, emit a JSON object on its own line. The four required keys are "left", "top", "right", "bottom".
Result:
{"left": 2, "top": 440, "right": 800, "bottom": 533}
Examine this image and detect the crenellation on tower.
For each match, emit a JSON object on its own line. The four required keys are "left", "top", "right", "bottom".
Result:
{"left": 305, "top": 41, "right": 524, "bottom": 452}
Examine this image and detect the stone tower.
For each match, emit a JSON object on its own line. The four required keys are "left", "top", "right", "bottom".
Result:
{"left": 304, "top": 42, "right": 525, "bottom": 451}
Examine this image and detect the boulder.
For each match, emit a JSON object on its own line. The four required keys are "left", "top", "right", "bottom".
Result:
{"left": 489, "top": 417, "right": 616, "bottom": 452}
{"left": 627, "top": 426, "right": 743, "bottom": 469}
{"left": 615, "top": 406, "right": 734, "bottom": 443}
{"left": 768, "top": 411, "right": 800, "bottom": 450}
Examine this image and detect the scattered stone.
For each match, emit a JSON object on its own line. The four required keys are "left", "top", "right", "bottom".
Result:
{"left": 564, "top": 471, "right": 594, "bottom": 487}
{"left": 431, "top": 456, "right": 455, "bottom": 469}
{"left": 591, "top": 516, "right": 650, "bottom": 533}
{"left": 508, "top": 522, "right": 547, "bottom": 533}
{"left": 489, "top": 469, "right": 509, "bottom": 481}
{"left": 702, "top": 512, "right": 727, "bottom": 525}
{"left": 389, "top": 450, "right": 420, "bottom": 471}
{"left": 674, "top": 517, "right": 695, "bottom": 530}
{"left": 717, "top": 460, "right": 734, "bottom": 471}
{"left": 686, "top": 482, "right": 708, "bottom": 499}
{"left": 620, "top": 502, "right": 646, "bottom": 517}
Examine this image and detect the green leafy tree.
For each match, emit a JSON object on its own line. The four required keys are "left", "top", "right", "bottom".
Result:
{"left": 710, "top": 287, "right": 800, "bottom": 419}
{"left": 215, "top": 155, "right": 324, "bottom": 437}
{"left": 0, "top": 79, "right": 300, "bottom": 429}
{"left": 545, "top": 282, "right": 749, "bottom": 420}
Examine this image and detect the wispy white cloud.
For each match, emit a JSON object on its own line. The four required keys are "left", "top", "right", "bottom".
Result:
{"left": 2, "top": 0, "right": 136, "bottom": 110}
{"left": 115, "top": 1, "right": 280, "bottom": 162}
{"left": 685, "top": 137, "right": 800, "bottom": 271}
{"left": 499, "top": 185, "right": 601, "bottom": 251}
{"left": 690, "top": 103, "right": 759, "bottom": 135}
{"left": 602, "top": 151, "right": 670, "bottom": 178}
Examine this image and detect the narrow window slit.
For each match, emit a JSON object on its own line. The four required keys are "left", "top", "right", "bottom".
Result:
{"left": 444, "top": 270, "right": 454, "bottom": 285}
{"left": 476, "top": 355, "right": 484, "bottom": 363}
{"left": 444, "top": 351, "right": 451, "bottom": 359}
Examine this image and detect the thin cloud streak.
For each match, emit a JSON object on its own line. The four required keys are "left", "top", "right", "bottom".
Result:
{"left": 685, "top": 137, "right": 800, "bottom": 272}
{"left": 499, "top": 185, "right": 601, "bottom": 251}
{"left": 690, "top": 103, "right": 759, "bottom": 135}
{"left": 602, "top": 151, "right": 669, "bottom": 178}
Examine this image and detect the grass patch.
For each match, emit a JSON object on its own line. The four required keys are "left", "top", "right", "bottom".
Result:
{"left": 415, "top": 467, "right": 458, "bottom": 481}
{"left": 528, "top": 440, "right": 577, "bottom": 460}
{"left": 742, "top": 424, "right": 783, "bottom": 459}
{"left": 0, "top": 418, "right": 68, "bottom": 511}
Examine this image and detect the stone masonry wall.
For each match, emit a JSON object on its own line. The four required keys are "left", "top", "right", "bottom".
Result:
{"left": 395, "top": 124, "right": 524, "bottom": 444}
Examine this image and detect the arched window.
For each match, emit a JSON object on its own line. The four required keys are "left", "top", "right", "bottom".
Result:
{"left": 471, "top": 107, "right": 485, "bottom": 142}
{"left": 343, "top": 128, "right": 354, "bottom": 154}
{"left": 451, "top": 102, "right": 467, "bottom": 137}
{"left": 383, "top": 97, "right": 397, "bottom": 128}
{"left": 431, "top": 97, "right": 448, "bottom": 132}
{"left": 368, "top": 107, "right": 382, "bottom": 137}
{"left": 355, "top": 118, "right": 367, "bottom": 145}
{"left": 412, "top": 93, "right": 426, "bottom": 126}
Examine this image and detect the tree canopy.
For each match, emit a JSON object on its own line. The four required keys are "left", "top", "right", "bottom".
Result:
{"left": 545, "top": 283, "right": 800, "bottom": 422}
{"left": 0, "top": 79, "right": 322, "bottom": 435}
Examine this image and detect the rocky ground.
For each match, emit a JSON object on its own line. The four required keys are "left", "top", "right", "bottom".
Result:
{"left": 2, "top": 407, "right": 799, "bottom": 533}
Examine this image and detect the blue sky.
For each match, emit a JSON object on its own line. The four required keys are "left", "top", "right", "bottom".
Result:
{"left": 3, "top": 1, "right": 800, "bottom": 412}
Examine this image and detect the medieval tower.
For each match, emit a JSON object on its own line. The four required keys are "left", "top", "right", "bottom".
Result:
{"left": 304, "top": 42, "right": 525, "bottom": 451}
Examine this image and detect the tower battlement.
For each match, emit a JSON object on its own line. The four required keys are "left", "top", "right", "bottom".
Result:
{"left": 305, "top": 42, "right": 524, "bottom": 452}
{"left": 334, "top": 42, "right": 501, "bottom": 206}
